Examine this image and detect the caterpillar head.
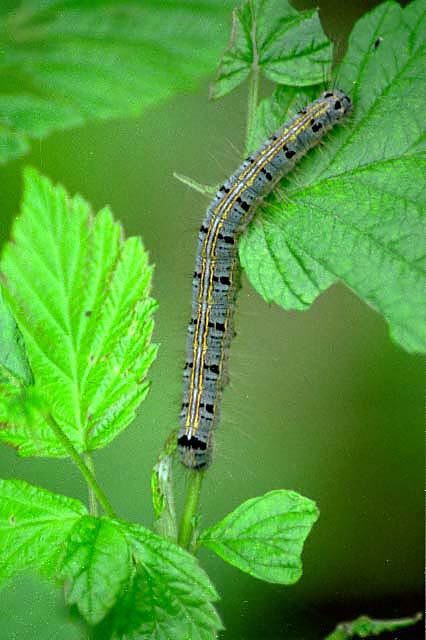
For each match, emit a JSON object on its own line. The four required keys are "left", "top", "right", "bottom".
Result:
{"left": 322, "top": 89, "right": 352, "bottom": 119}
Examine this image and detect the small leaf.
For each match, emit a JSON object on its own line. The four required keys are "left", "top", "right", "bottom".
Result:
{"left": 325, "top": 613, "right": 422, "bottom": 640}
{"left": 200, "top": 490, "right": 319, "bottom": 584}
{"left": 0, "top": 285, "right": 33, "bottom": 386}
{"left": 0, "top": 0, "right": 234, "bottom": 163}
{"left": 211, "top": 0, "right": 332, "bottom": 99}
{"left": 0, "top": 478, "right": 87, "bottom": 584}
{"left": 99, "top": 520, "right": 222, "bottom": 640}
{"left": 151, "top": 429, "right": 178, "bottom": 542}
{"left": 0, "top": 167, "right": 157, "bottom": 456}
{"left": 61, "top": 516, "right": 132, "bottom": 626}
{"left": 240, "top": 0, "right": 426, "bottom": 353}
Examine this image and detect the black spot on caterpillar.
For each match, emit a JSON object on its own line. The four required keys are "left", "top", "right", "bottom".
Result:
{"left": 178, "top": 89, "right": 352, "bottom": 469}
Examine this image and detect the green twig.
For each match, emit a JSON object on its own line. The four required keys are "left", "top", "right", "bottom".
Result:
{"left": 45, "top": 413, "right": 116, "bottom": 518}
{"left": 82, "top": 452, "right": 99, "bottom": 517}
{"left": 245, "top": 4, "right": 260, "bottom": 155}
{"left": 178, "top": 470, "right": 204, "bottom": 550}
{"left": 245, "top": 69, "right": 259, "bottom": 155}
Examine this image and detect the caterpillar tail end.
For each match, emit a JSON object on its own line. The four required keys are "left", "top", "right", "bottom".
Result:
{"left": 177, "top": 431, "right": 211, "bottom": 470}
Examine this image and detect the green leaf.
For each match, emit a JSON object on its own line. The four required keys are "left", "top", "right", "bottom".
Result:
{"left": 325, "top": 613, "right": 422, "bottom": 640}
{"left": 0, "top": 0, "right": 234, "bottom": 163}
{"left": 211, "top": 0, "right": 332, "bottom": 99}
{"left": 61, "top": 516, "right": 131, "bottom": 626}
{"left": 0, "top": 285, "right": 33, "bottom": 386}
{"left": 0, "top": 167, "right": 157, "bottom": 457}
{"left": 0, "top": 478, "right": 87, "bottom": 584}
{"left": 151, "top": 429, "right": 178, "bottom": 542}
{"left": 0, "top": 478, "right": 221, "bottom": 637}
{"left": 99, "top": 520, "right": 222, "bottom": 640}
{"left": 240, "top": 0, "right": 426, "bottom": 353}
{"left": 199, "top": 490, "right": 319, "bottom": 584}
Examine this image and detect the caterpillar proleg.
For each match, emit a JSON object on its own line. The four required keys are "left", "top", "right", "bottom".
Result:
{"left": 178, "top": 89, "right": 352, "bottom": 469}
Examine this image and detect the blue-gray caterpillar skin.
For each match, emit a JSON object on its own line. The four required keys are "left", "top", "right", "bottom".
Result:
{"left": 178, "top": 89, "right": 351, "bottom": 469}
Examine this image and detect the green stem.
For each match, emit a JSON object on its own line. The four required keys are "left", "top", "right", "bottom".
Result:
{"left": 83, "top": 453, "right": 99, "bottom": 517}
{"left": 178, "top": 470, "right": 204, "bottom": 550}
{"left": 245, "top": 7, "right": 260, "bottom": 155}
{"left": 245, "top": 68, "right": 259, "bottom": 155}
{"left": 45, "top": 413, "right": 116, "bottom": 519}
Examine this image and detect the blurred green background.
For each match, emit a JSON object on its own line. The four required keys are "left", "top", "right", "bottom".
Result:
{"left": 0, "top": 0, "right": 423, "bottom": 638}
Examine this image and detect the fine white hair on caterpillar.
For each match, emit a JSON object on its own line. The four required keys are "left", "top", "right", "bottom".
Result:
{"left": 178, "top": 89, "right": 352, "bottom": 470}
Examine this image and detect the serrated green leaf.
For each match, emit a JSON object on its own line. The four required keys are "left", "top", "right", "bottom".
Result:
{"left": 0, "top": 0, "right": 234, "bottom": 163}
{"left": 325, "top": 613, "right": 422, "bottom": 639}
{"left": 211, "top": 0, "right": 332, "bottom": 99}
{"left": 240, "top": 0, "right": 426, "bottom": 353}
{"left": 97, "top": 520, "right": 222, "bottom": 640}
{"left": 0, "top": 478, "right": 87, "bottom": 584}
{"left": 0, "top": 285, "right": 33, "bottom": 386}
{"left": 0, "top": 167, "right": 157, "bottom": 456}
{"left": 61, "top": 516, "right": 131, "bottom": 626}
{"left": 200, "top": 490, "right": 319, "bottom": 584}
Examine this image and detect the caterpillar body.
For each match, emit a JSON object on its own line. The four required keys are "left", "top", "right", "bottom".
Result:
{"left": 178, "top": 89, "right": 352, "bottom": 469}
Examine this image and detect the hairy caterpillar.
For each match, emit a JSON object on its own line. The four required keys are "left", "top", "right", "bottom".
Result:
{"left": 178, "top": 89, "right": 352, "bottom": 469}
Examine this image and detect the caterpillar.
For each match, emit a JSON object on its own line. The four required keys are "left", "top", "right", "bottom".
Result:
{"left": 178, "top": 89, "right": 352, "bottom": 469}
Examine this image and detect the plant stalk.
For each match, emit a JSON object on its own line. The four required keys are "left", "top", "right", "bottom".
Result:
{"left": 45, "top": 413, "right": 116, "bottom": 519}
{"left": 245, "top": 68, "right": 259, "bottom": 155}
{"left": 245, "top": 6, "right": 260, "bottom": 155}
{"left": 177, "top": 470, "right": 204, "bottom": 550}
{"left": 82, "top": 452, "right": 99, "bottom": 517}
